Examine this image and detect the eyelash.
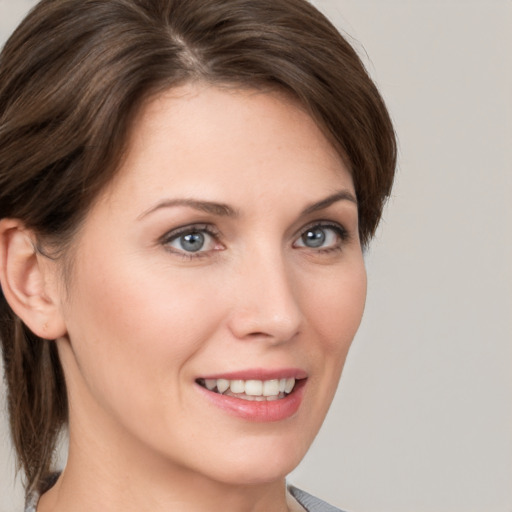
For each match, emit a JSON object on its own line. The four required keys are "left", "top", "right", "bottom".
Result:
{"left": 159, "top": 221, "right": 350, "bottom": 260}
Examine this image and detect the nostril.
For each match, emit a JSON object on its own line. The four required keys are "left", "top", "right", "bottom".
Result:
{"left": 247, "top": 331, "right": 271, "bottom": 338}
{"left": 240, "top": 328, "right": 300, "bottom": 344}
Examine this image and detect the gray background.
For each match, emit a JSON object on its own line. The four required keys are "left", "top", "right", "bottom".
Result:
{"left": 1, "top": 0, "right": 511, "bottom": 511}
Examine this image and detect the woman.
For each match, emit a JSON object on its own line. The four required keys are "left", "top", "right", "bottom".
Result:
{"left": 0, "top": 0, "right": 396, "bottom": 510}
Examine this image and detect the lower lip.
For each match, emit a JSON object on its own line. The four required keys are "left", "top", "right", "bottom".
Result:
{"left": 196, "top": 379, "right": 306, "bottom": 422}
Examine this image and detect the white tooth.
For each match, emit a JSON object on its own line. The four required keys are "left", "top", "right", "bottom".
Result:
{"left": 266, "top": 395, "right": 279, "bottom": 401}
{"left": 279, "top": 378, "right": 287, "bottom": 393}
{"left": 284, "top": 378, "right": 295, "bottom": 393}
{"left": 245, "top": 394, "right": 265, "bottom": 401}
{"left": 245, "top": 380, "right": 263, "bottom": 396}
{"left": 230, "top": 380, "right": 245, "bottom": 394}
{"left": 205, "top": 379, "right": 217, "bottom": 391}
{"left": 263, "top": 379, "right": 280, "bottom": 396}
{"left": 216, "top": 379, "right": 229, "bottom": 393}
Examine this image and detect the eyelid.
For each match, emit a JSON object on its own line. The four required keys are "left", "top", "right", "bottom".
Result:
{"left": 159, "top": 223, "right": 219, "bottom": 243}
{"left": 296, "top": 220, "right": 349, "bottom": 239}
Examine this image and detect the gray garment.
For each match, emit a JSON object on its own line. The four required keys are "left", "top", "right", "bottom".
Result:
{"left": 25, "top": 480, "right": 346, "bottom": 512}
{"left": 288, "top": 485, "right": 346, "bottom": 512}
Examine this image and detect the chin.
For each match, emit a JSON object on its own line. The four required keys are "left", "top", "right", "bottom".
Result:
{"left": 200, "top": 437, "right": 309, "bottom": 486}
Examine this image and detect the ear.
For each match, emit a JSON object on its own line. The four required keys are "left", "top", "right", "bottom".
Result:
{"left": 0, "top": 219, "right": 67, "bottom": 340}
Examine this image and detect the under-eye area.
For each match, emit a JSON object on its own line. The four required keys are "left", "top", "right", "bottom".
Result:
{"left": 195, "top": 377, "right": 305, "bottom": 401}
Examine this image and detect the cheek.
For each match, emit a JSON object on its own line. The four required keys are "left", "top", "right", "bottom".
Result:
{"left": 61, "top": 254, "right": 226, "bottom": 405}
{"left": 303, "top": 261, "right": 367, "bottom": 355}
{"left": 298, "top": 260, "right": 366, "bottom": 424}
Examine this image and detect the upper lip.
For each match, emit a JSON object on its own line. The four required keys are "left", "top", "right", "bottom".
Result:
{"left": 198, "top": 368, "right": 308, "bottom": 381}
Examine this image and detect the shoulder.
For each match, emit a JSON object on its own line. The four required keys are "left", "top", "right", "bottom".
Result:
{"left": 288, "top": 485, "right": 349, "bottom": 512}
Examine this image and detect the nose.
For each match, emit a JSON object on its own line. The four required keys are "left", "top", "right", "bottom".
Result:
{"left": 227, "top": 247, "right": 302, "bottom": 344}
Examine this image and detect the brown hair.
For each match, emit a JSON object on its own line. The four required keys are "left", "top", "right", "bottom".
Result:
{"left": 0, "top": 0, "right": 396, "bottom": 495}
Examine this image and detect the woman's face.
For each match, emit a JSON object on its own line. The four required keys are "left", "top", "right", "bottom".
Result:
{"left": 55, "top": 84, "right": 367, "bottom": 486}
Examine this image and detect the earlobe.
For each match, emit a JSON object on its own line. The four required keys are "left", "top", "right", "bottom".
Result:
{"left": 0, "top": 219, "right": 67, "bottom": 340}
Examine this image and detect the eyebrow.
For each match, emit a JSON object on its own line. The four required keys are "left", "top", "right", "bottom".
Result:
{"left": 138, "top": 198, "right": 238, "bottom": 220}
{"left": 138, "top": 189, "right": 357, "bottom": 221}
{"left": 301, "top": 190, "right": 357, "bottom": 215}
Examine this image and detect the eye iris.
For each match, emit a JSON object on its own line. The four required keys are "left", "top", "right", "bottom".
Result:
{"left": 180, "top": 232, "right": 205, "bottom": 252}
{"left": 303, "top": 228, "right": 326, "bottom": 248}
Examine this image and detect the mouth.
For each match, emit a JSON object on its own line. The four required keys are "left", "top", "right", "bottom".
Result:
{"left": 195, "top": 371, "right": 307, "bottom": 421}
{"left": 195, "top": 377, "right": 299, "bottom": 402}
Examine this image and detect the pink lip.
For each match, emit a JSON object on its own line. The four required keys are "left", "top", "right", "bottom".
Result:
{"left": 196, "top": 378, "right": 307, "bottom": 423}
{"left": 199, "top": 368, "right": 308, "bottom": 381}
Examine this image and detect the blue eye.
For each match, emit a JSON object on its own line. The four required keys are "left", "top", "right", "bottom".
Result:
{"left": 163, "top": 226, "right": 219, "bottom": 255}
{"left": 302, "top": 227, "right": 328, "bottom": 248}
{"left": 295, "top": 224, "right": 346, "bottom": 250}
{"left": 175, "top": 232, "right": 206, "bottom": 252}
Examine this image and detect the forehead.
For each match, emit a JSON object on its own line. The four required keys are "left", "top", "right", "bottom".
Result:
{"left": 100, "top": 83, "right": 354, "bottom": 213}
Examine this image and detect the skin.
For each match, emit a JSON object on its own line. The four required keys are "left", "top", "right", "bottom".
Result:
{"left": 29, "top": 84, "right": 367, "bottom": 511}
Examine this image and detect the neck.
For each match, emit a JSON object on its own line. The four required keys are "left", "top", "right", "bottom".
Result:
{"left": 39, "top": 470, "right": 291, "bottom": 512}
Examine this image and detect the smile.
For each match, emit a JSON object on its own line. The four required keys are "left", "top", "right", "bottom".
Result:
{"left": 196, "top": 378, "right": 297, "bottom": 401}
